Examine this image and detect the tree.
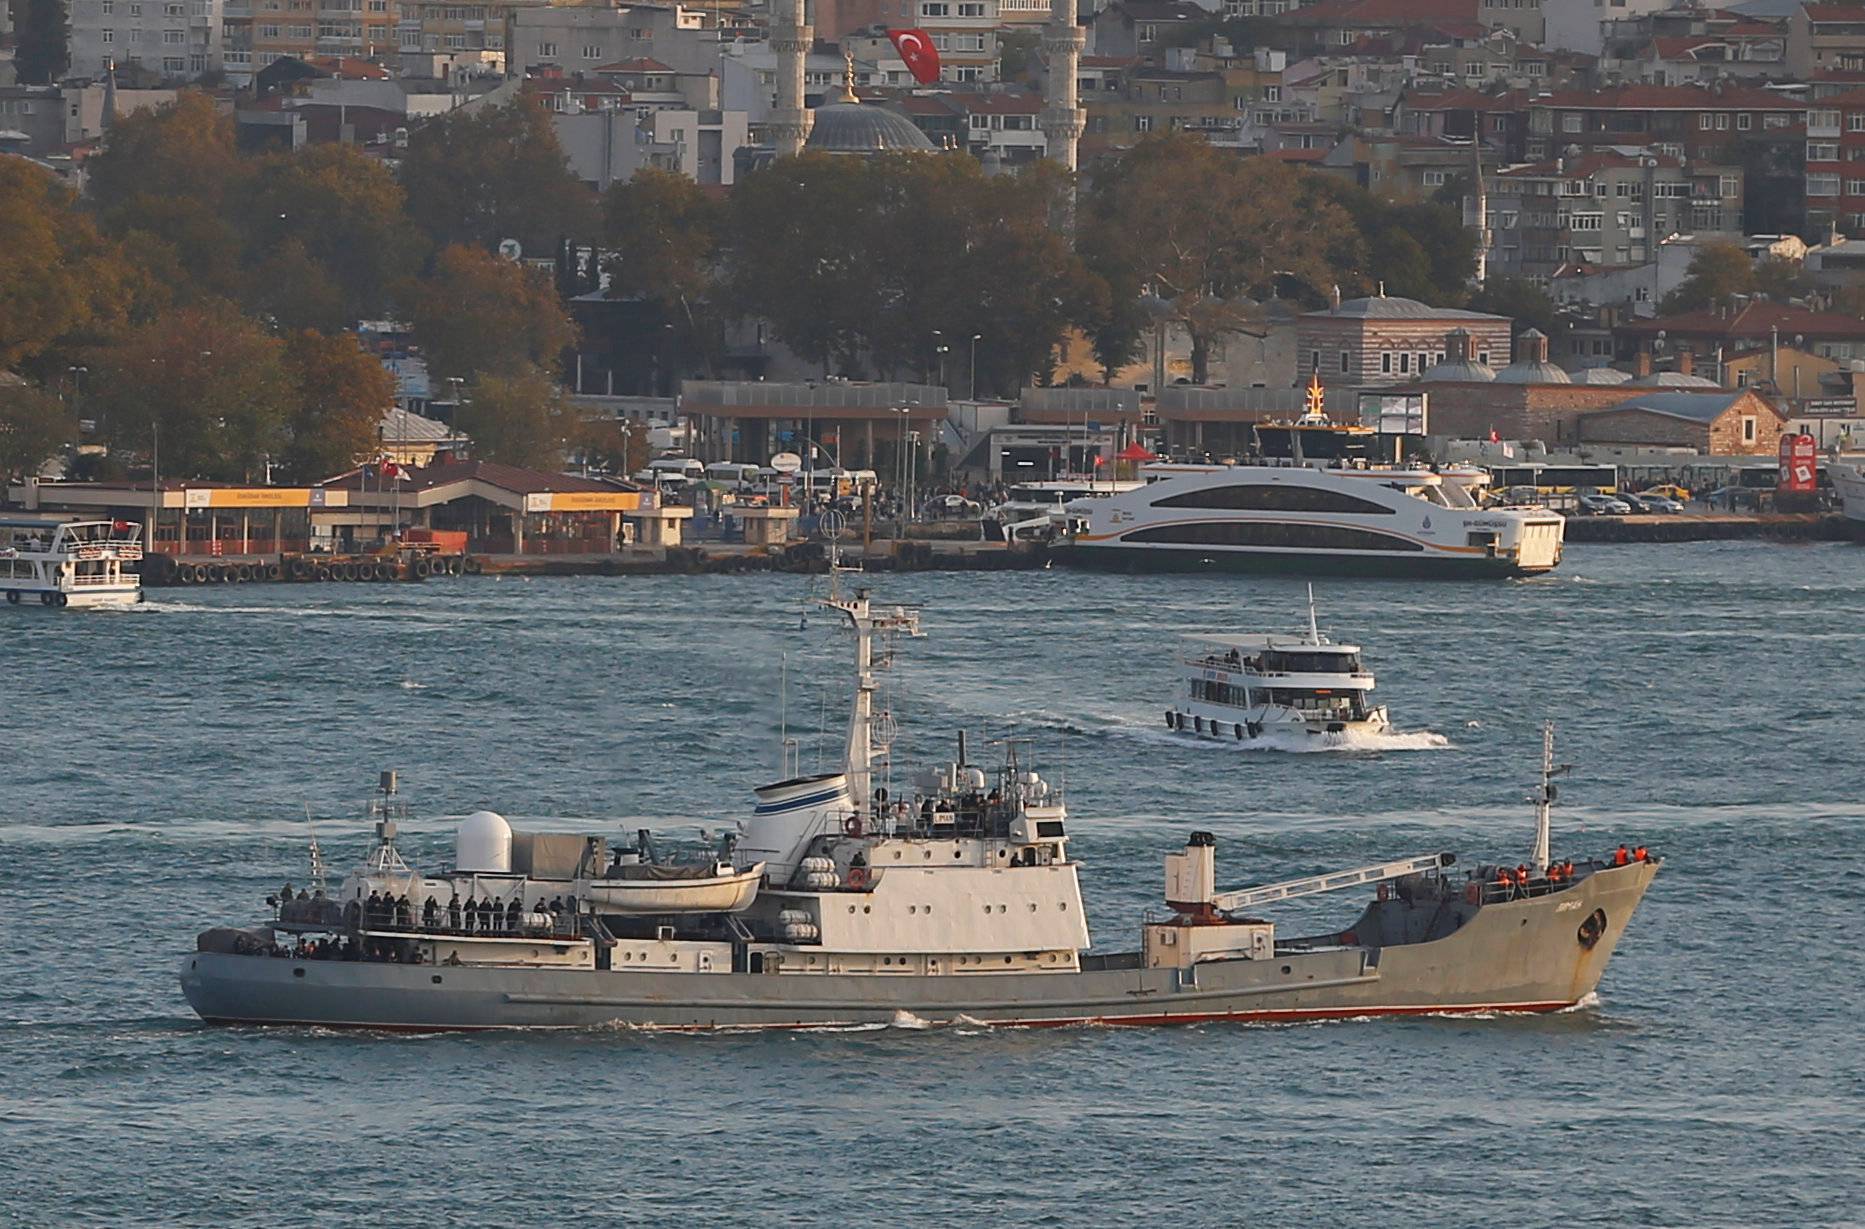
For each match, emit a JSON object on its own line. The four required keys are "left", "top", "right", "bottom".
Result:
{"left": 1468, "top": 275, "right": 1564, "bottom": 340}
{"left": 1662, "top": 241, "right": 1755, "bottom": 313}
{"left": 90, "top": 306, "right": 294, "bottom": 481}
{"left": 0, "top": 382, "right": 75, "bottom": 479}
{"left": 242, "top": 240, "right": 347, "bottom": 334}
{"left": 14, "top": 0, "right": 69, "bottom": 85}
{"left": 1306, "top": 175, "right": 1475, "bottom": 304}
{"left": 280, "top": 330, "right": 396, "bottom": 481}
{"left": 410, "top": 244, "right": 578, "bottom": 384}
{"left": 86, "top": 92, "right": 242, "bottom": 216}
{"left": 234, "top": 143, "right": 425, "bottom": 323}
{"left": 399, "top": 97, "right": 598, "bottom": 255}
{"left": 457, "top": 365, "right": 572, "bottom": 470}
{"left": 1082, "top": 134, "right": 1355, "bottom": 383}
{"left": 724, "top": 154, "right": 886, "bottom": 375}
{"left": 568, "top": 413, "right": 649, "bottom": 476}
{"left": 998, "top": 30, "right": 1042, "bottom": 82}
{"left": 0, "top": 160, "right": 131, "bottom": 372}
{"left": 725, "top": 152, "right": 1099, "bottom": 393}
{"left": 603, "top": 168, "right": 723, "bottom": 377}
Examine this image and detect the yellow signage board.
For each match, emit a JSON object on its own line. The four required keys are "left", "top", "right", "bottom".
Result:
{"left": 184, "top": 488, "right": 348, "bottom": 509}
{"left": 522, "top": 491, "right": 642, "bottom": 513}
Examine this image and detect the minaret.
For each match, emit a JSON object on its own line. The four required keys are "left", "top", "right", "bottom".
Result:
{"left": 770, "top": 0, "right": 813, "bottom": 158}
{"left": 1040, "top": 0, "right": 1085, "bottom": 171}
{"left": 1464, "top": 139, "right": 1490, "bottom": 287}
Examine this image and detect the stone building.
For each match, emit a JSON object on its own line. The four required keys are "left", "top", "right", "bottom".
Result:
{"left": 1295, "top": 293, "right": 1513, "bottom": 388}
{"left": 1576, "top": 389, "right": 1787, "bottom": 454}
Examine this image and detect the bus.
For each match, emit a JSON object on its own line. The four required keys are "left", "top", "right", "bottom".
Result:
{"left": 1486, "top": 464, "right": 1619, "bottom": 494}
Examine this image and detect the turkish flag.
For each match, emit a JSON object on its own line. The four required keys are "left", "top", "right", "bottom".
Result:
{"left": 888, "top": 28, "right": 941, "bottom": 84}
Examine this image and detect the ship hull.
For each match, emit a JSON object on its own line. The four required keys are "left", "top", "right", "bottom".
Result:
{"left": 180, "top": 863, "right": 1656, "bottom": 1032}
{"left": 1056, "top": 544, "right": 1549, "bottom": 579}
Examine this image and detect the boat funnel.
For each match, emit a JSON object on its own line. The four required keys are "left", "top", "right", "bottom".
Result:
{"left": 1165, "top": 831, "right": 1217, "bottom": 913}
{"left": 740, "top": 772, "right": 854, "bottom": 885}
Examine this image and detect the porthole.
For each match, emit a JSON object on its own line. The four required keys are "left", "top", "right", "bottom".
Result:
{"left": 863, "top": 906, "right": 872, "bottom": 914}
{"left": 893, "top": 850, "right": 902, "bottom": 860}
{"left": 953, "top": 849, "right": 963, "bottom": 859}
{"left": 998, "top": 904, "right": 1007, "bottom": 913}
{"left": 292, "top": 967, "right": 305, "bottom": 978}
{"left": 997, "top": 849, "right": 1007, "bottom": 859}
{"left": 1028, "top": 903, "right": 1038, "bottom": 912}
{"left": 924, "top": 850, "right": 933, "bottom": 860}
{"left": 1281, "top": 965, "right": 1292, "bottom": 974}
{"left": 982, "top": 905, "right": 992, "bottom": 915}
{"left": 908, "top": 905, "right": 918, "bottom": 914}
{"left": 431, "top": 975, "right": 443, "bottom": 984}
{"left": 848, "top": 905, "right": 857, "bottom": 914}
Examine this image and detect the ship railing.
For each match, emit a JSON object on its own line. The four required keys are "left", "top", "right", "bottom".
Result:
{"left": 275, "top": 904, "right": 586, "bottom": 940}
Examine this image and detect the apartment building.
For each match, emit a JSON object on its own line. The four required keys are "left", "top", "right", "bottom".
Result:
{"left": 69, "top": 0, "right": 223, "bottom": 81}
{"left": 1523, "top": 85, "right": 1803, "bottom": 163}
{"left": 1789, "top": 3, "right": 1865, "bottom": 77}
{"left": 1488, "top": 151, "right": 1743, "bottom": 283}
{"left": 1799, "top": 87, "right": 1865, "bottom": 237}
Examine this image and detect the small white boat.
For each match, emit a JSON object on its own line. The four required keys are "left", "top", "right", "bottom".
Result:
{"left": 1169, "top": 587, "right": 1389, "bottom": 741}
{"left": 1, "top": 516, "right": 143, "bottom": 608}
{"left": 580, "top": 860, "right": 765, "bottom": 915}
{"left": 1834, "top": 461, "right": 1865, "bottom": 540}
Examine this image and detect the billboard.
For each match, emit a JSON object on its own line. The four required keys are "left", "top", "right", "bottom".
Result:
{"left": 1357, "top": 393, "right": 1428, "bottom": 436}
{"left": 182, "top": 488, "right": 347, "bottom": 509}
{"left": 521, "top": 491, "right": 643, "bottom": 513}
{"left": 1777, "top": 433, "right": 1817, "bottom": 493}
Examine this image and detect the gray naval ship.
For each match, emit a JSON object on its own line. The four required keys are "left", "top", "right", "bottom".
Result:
{"left": 181, "top": 568, "right": 1658, "bottom": 1032}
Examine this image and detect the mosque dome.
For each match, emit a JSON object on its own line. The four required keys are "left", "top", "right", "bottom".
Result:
{"left": 806, "top": 57, "right": 935, "bottom": 155}
{"left": 1493, "top": 327, "right": 1572, "bottom": 384}
{"left": 1421, "top": 358, "right": 1496, "bottom": 383}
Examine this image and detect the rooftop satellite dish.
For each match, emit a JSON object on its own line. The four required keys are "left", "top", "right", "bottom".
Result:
{"left": 497, "top": 238, "right": 522, "bottom": 262}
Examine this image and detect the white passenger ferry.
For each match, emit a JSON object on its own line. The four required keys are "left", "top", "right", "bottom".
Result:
{"left": 0, "top": 517, "right": 144, "bottom": 607}
{"left": 1065, "top": 378, "right": 1564, "bottom": 577}
{"left": 1834, "top": 460, "right": 1865, "bottom": 540}
{"left": 1170, "top": 589, "right": 1388, "bottom": 741}
{"left": 983, "top": 478, "right": 1145, "bottom": 542}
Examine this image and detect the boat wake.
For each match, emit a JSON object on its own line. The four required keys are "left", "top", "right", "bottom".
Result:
{"left": 1004, "top": 708, "right": 1451, "bottom": 754}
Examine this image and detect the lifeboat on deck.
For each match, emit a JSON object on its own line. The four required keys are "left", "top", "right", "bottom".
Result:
{"left": 581, "top": 861, "right": 764, "bottom": 915}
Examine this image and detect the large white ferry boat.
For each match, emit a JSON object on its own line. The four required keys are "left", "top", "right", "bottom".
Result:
{"left": 1171, "top": 590, "right": 1388, "bottom": 741}
{"left": 0, "top": 517, "right": 143, "bottom": 608}
{"left": 1834, "top": 461, "right": 1865, "bottom": 539}
{"left": 1065, "top": 380, "right": 1563, "bottom": 577}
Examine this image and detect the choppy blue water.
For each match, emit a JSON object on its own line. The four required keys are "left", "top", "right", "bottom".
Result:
{"left": 3, "top": 542, "right": 1862, "bottom": 1227}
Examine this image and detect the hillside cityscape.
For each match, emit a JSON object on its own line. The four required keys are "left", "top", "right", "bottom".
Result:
{"left": 4, "top": 0, "right": 1865, "bottom": 533}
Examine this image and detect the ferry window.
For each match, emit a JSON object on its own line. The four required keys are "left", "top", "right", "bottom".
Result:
{"left": 1151, "top": 484, "right": 1395, "bottom": 515}
{"left": 1127, "top": 522, "right": 1423, "bottom": 551}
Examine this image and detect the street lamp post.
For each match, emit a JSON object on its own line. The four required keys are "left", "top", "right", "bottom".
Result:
{"left": 969, "top": 334, "right": 982, "bottom": 401}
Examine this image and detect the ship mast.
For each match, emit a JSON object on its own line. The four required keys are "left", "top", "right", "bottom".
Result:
{"left": 818, "top": 549, "right": 920, "bottom": 817}
{"left": 1530, "top": 721, "right": 1568, "bottom": 874}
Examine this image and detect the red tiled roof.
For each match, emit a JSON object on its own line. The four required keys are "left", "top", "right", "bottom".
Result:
{"left": 1402, "top": 86, "right": 1522, "bottom": 111}
{"left": 594, "top": 58, "right": 674, "bottom": 73}
{"left": 951, "top": 90, "right": 1043, "bottom": 114}
{"left": 1618, "top": 301, "right": 1865, "bottom": 340}
{"left": 1802, "top": 4, "right": 1865, "bottom": 22}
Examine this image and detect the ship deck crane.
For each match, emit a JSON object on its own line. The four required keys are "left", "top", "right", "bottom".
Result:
{"left": 1211, "top": 852, "right": 1454, "bottom": 914}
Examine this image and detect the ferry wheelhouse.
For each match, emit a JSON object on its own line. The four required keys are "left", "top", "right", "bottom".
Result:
{"left": 1170, "top": 592, "right": 1387, "bottom": 740}
{"left": 0, "top": 517, "right": 143, "bottom": 608}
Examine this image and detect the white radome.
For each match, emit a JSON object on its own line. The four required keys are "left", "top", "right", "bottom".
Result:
{"left": 456, "top": 809, "right": 513, "bottom": 873}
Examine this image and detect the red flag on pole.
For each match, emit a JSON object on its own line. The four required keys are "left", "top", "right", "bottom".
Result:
{"left": 1488, "top": 427, "right": 1500, "bottom": 443}
{"left": 887, "top": 29, "right": 942, "bottom": 84}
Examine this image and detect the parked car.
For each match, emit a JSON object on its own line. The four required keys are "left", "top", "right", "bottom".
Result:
{"left": 1614, "top": 492, "right": 1653, "bottom": 513}
{"left": 1636, "top": 493, "right": 1685, "bottom": 513}
{"left": 1577, "top": 493, "right": 1633, "bottom": 516}
{"left": 1640, "top": 483, "right": 1692, "bottom": 502}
